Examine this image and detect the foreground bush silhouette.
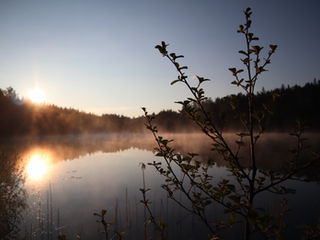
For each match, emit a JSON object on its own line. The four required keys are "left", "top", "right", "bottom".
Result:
{"left": 0, "top": 151, "right": 26, "bottom": 239}
{"left": 143, "top": 8, "right": 320, "bottom": 240}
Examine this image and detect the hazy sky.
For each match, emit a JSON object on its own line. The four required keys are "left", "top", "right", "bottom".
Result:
{"left": 0, "top": 0, "right": 319, "bottom": 117}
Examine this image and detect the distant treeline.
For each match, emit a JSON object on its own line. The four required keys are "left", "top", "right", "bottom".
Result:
{"left": 0, "top": 87, "right": 146, "bottom": 136}
{"left": 1, "top": 80, "right": 319, "bottom": 136}
{"left": 151, "top": 79, "right": 320, "bottom": 132}
{"left": 200, "top": 79, "right": 320, "bottom": 131}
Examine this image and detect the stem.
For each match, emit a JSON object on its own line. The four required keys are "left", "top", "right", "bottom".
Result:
{"left": 244, "top": 16, "right": 257, "bottom": 240}
{"left": 244, "top": 218, "right": 250, "bottom": 240}
{"left": 145, "top": 116, "right": 217, "bottom": 235}
{"left": 166, "top": 55, "right": 250, "bottom": 182}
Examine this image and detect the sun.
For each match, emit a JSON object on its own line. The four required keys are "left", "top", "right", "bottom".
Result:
{"left": 28, "top": 88, "right": 46, "bottom": 104}
{"left": 25, "top": 153, "right": 50, "bottom": 180}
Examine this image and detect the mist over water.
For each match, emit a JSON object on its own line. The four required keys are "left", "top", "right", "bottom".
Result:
{"left": 1, "top": 133, "right": 320, "bottom": 239}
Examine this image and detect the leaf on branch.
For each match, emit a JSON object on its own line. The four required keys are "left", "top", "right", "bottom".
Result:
{"left": 269, "top": 44, "right": 278, "bottom": 53}
{"left": 237, "top": 25, "right": 244, "bottom": 33}
{"left": 179, "top": 66, "right": 188, "bottom": 70}
{"left": 155, "top": 42, "right": 168, "bottom": 56}
{"left": 187, "top": 97, "right": 197, "bottom": 102}
{"left": 196, "top": 75, "right": 210, "bottom": 84}
{"left": 170, "top": 79, "right": 181, "bottom": 85}
{"left": 190, "top": 87, "right": 198, "bottom": 93}
{"left": 101, "top": 209, "right": 107, "bottom": 216}
{"left": 188, "top": 152, "right": 199, "bottom": 158}
{"left": 175, "top": 100, "right": 190, "bottom": 106}
{"left": 244, "top": 8, "right": 252, "bottom": 19}
{"left": 181, "top": 163, "right": 193, "bottom": 171}
{"left": 252, "top": 45, "right": 263, "bottom": 55}
{"left": 241, "top": 58, "right": 249, "bottom": 64}
{"left": 228, "top": 68, "right": 237, "bottom": 76}
{"left": 258, "top": 66, "right": 266, "bottom": 73}
{"left": 245, "top": 20, "right": 252, "bottom": 28}
{"left": 238, "top": 50, "right": 247, "bottom": 56}
{"left": 155, "top": 152, "right": 164, "bottom": 157}
{"left": 169, "top": 53, "right": 178, "bottom": 61}
{"left": 231, "top": 80, "right": 238, "bottom": 85}
{"left": 161, "top": 41, "right": 168, "bottom": 48}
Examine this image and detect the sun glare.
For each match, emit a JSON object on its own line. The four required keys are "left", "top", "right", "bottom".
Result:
{"left": 28, "top": 88, "right": 46, "bottom": 104}
{"left": 26, "top": 153, "right": 50, "bottom": 180}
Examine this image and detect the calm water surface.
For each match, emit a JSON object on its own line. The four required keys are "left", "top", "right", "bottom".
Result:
{"left": 2, "top": 133, "right": 320, "bottom": 239}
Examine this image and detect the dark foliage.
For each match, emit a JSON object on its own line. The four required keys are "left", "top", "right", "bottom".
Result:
{"left": 201, "top": 79, "right": 320, "bottom": 131}
{"left": 0, "top": 148, "right": 26, "bottom": 239}
{"left": 1, "top": 80, "right": 319, "bottom": 136}
{"left": 0, "top": 87, "right": 145, "bottom": 136}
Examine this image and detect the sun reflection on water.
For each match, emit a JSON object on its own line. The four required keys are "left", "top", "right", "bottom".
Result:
{"left": 25, "top": 151, "right": 52, "bottom": 181}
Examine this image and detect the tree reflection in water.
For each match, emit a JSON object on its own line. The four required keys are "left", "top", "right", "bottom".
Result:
{"left": 0, "top": 133, "right": 319, "bottom": 239}
{"left": 0, "top": 149, "right": 27, "bottom": 239}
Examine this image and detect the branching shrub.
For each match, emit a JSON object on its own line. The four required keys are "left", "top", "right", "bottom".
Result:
{"left": 143, "top": 8, "right": 320, "bottom": 240}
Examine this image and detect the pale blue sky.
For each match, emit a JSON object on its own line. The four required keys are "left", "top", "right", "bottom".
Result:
{"left": 0, "top": 0, "right": 319, "bottom": 116}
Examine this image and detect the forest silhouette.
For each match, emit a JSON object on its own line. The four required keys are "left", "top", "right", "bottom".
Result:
{"left": 0, "top": 79, "right": 320, "bottom": 137}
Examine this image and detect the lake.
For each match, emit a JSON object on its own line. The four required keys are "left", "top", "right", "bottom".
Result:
{"left": 1, "top": 133, "right": 320, "bottom": 239}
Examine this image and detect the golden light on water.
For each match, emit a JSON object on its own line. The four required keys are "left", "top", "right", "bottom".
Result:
{"left": 28, "top": 87, "right": 46, "bottom": 104}
{"left": 25, "top": 152, "right": 51, "bottom": 181}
